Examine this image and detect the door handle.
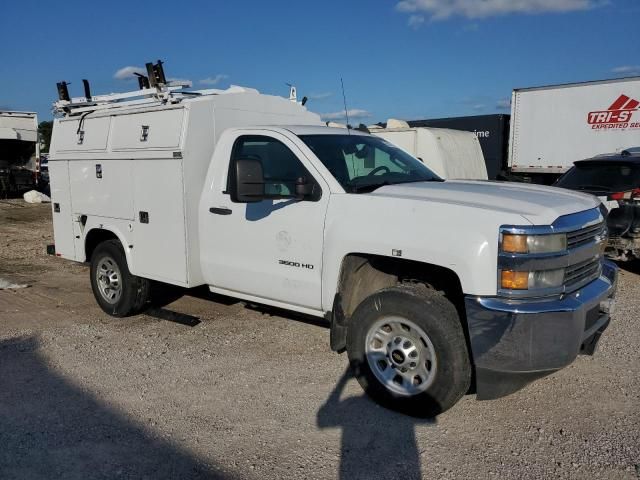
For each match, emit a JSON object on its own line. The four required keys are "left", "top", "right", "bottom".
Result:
{"left": 209, "top": 207, "right": 232, "bottom": 215}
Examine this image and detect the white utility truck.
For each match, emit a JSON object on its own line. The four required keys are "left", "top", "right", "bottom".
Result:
{"left": 0, "top": 111, "right": 40, "bottom": 195}
{"left": 49, "top": 62, "right": 618, "bottom": 416}
{"left": 369, "top": 119, "right": 488, "bottom": 180}
{"left": 508, "top": 76, "right": 640, "bottom": 182}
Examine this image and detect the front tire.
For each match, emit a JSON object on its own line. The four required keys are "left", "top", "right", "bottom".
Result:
{"left": 90, "top": 240, "right": 150, "bottom": 317}
{"left": 346, "top": 285, "right": 471, "bottom": 417}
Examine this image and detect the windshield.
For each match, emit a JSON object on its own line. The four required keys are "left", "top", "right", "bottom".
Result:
{"left": 299, "top": 134, "right": 442, "bottom": 193}
{"left": 555, "top": 162, "right": 640, "bottom": 194}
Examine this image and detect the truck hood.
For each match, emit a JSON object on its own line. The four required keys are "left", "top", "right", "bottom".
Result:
{"left": 371, "top": 180, "right": 600, "bottom": 225}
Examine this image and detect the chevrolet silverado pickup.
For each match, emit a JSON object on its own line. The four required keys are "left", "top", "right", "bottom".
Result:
{"left": 49, "top": 66, "right": 617, "bottom": 416}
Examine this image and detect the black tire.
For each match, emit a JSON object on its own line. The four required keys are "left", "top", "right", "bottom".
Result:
{"left": 90, "top": 239, "right": 150, "bottom": 317}
{"left": 346, "top": 285, "right": 471, "bottom": 417}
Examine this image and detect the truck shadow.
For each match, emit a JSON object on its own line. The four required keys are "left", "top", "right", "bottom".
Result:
{"left": 0, "top": 336, "right": 233, "bottom": 479}
{"left": 147, "top": 284, "right": 329, "bottom": 329}
{"left": 245, "top": 199, "right": 298, "bottom": 221}
{"left": 317, "top": 368, "right": 436, "bottom": 480}
{"left": 615, "top": 258, "right": 640, "bottom": 275}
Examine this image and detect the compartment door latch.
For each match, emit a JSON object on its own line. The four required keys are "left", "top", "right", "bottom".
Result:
{"left": 140, "top": 125, "right": 150, "bottom": 142}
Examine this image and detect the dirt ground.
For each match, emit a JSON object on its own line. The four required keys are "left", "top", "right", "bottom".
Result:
{"left": 0, "top": 199, "right": 639, "bottom": 480}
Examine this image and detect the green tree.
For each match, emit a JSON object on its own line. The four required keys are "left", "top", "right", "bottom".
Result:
{"left": 38, "top": 120, "right": 53, "bottom": 153}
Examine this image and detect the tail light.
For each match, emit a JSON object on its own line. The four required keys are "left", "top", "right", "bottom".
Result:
{"left": 608, "top": 188, "right": 640, "bottom": 201}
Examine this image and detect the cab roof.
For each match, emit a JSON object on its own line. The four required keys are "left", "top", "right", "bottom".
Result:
{"left": 282, "top": 125, "right": 370, "bottom": 136}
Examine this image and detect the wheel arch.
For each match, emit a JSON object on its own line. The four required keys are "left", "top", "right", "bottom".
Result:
{"left": 84, "top": 227, "right": 132, "bottom": 268}
{"left": 329, "top": 253, "right": 467, "bottom": 353}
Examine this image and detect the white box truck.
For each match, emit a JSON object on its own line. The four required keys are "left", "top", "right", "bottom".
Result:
{"left": 508, "top": 77, "right": 640, "bottom": 181}
{"left": 48, "top": 62, "right": 617, "bottom": 416}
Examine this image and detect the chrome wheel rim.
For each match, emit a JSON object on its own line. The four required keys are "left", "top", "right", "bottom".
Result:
{"left": 365, "top": 316, "right": 437, "bottom": 396}
{"left": 96, "top": 256, "right": 122, "bottom": 304}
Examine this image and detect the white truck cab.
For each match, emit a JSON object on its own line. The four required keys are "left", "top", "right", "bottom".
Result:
{"left": 49, "top": 64, "right": 618, "bottom": 416}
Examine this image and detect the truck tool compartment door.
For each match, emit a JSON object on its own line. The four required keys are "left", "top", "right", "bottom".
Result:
{"left": 111, "top": 109, "right": 184, "bottom": 151}
{"left": 201, "top": 132, "right": 329, "bottom": 310}
{"left": 49, "top": 160, "right": 76, "bottom": 259}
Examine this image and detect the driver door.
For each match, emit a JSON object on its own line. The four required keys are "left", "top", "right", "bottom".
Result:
{"left": 201, "top": 131, "right": 329, "bottom": 311}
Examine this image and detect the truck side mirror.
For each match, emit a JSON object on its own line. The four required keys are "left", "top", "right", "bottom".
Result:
{"left": 234, "top": 158, "right": 265, "bottom": 203}
{"left": 295, "top": 176, "right": 314, "bottom": 199}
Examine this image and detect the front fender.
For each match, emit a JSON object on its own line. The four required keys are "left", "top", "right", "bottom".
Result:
{"left": 321, "top": 194, "right": 513, "bottom": 311}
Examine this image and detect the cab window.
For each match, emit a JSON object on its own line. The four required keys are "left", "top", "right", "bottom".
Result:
{"left": 230, "top": 135, "right": 312, "bottom": 197}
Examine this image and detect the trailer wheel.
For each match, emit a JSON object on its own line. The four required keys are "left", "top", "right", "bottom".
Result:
{"left": 346, "top": 285, "right": 471, "bottom": 417}
{"left": 90, "top": 239, "right": 150, "bottom": 317}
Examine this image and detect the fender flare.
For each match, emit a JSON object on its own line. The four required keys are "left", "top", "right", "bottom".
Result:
{"left": 83, "top": 224, "right": 134, "bottom": 270}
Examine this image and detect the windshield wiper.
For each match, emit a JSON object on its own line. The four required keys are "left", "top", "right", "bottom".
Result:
{"left": 350, "top": 181, "right": 393, "bottom": 193}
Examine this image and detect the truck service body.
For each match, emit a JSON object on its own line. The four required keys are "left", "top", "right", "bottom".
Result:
{"left": 408, "top": 114, "right": 509, "bottom": 181}
{"left": 369, "top": 121, "right": 488, "bottom": 180}
{"left": 0, "top": 111, "right": 40, "bottom": 195}
{"left": 49, "top": 73, "right": 618, "bottom": 415}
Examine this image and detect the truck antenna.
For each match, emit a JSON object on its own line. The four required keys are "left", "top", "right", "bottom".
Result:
{"left": 341, "top": 77, "right": 351, "bottom": 133}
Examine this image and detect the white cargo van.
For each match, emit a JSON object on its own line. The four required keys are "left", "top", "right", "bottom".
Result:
{"left": 49, "top": 63, "right": 617, "bottom": 416}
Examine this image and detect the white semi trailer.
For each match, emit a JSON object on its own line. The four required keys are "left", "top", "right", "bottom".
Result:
{"left": 508, "top": 77, "right": 640, "bottom": 182}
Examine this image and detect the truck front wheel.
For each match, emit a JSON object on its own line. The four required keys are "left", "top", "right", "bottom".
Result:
{"left": 346, "top": 285, "right": 471, "bottom": 417}
{"left": 90, "top": 240, "right": 150, "bottom": 317}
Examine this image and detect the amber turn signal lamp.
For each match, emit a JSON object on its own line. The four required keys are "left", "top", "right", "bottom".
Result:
{"left": 501, "top": 270, "right": 529, "bottom": 290}
{"left": 502, "top": 234, "right": 528, "bottom": 253}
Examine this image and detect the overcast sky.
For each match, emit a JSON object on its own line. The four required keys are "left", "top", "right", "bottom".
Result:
{"left": 1, "top": 0, "right": 638, "bottom": 123}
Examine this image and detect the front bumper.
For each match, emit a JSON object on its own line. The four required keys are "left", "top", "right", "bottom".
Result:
{"left": 464, "top": 260, "right": 617, "bottom": 400}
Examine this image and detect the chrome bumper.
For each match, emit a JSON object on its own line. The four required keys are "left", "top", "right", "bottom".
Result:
{"left": 464, "top": 260, "right": 618, "bottom": 400}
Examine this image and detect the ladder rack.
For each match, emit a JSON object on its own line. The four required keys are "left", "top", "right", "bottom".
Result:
{"left": 53, "top": 84, "right": 195, "bottom": 116}
{"left": 53, "top": 84, "right": 262, "bottom": 117}
{"left": 52, "top": 60, "right": 272, "bottom": 117}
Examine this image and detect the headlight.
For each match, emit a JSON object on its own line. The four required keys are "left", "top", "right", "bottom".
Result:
{"left": 501, "top": 268, "right": 565, "bottom": 290}
{"left": 501, "top": 233, "right": 567, "bottom": 254}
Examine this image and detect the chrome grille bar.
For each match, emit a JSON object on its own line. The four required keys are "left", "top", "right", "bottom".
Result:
{"left": 565, "top": 257, "right": 601, "bottom": 286}
{"left": 567, "top": 223, "right": 604, "bottom": 249}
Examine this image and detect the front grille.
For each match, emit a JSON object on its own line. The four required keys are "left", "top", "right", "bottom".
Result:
{"left": 564, "top": 257, "right": 601, "bottom": 291}
{"left": 567, "top": 222, "right": 604, "bottom": 249}
{"left": 563, "top": 221, "right": 605, "bottom": 292}
{"left": 498, "top": 209, "right": 606, "bottom": 298}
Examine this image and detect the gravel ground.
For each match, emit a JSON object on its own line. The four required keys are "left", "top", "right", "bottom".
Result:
{"left": 0, "top": 199, "right": 639, "bottom": 480}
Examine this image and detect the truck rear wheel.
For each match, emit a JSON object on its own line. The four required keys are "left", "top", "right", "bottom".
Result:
{"left": 346, "top": 285, "right": 471, "bottom": 417}
{"left": 90, "top": 240, "right": 150, "bottom": 317}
